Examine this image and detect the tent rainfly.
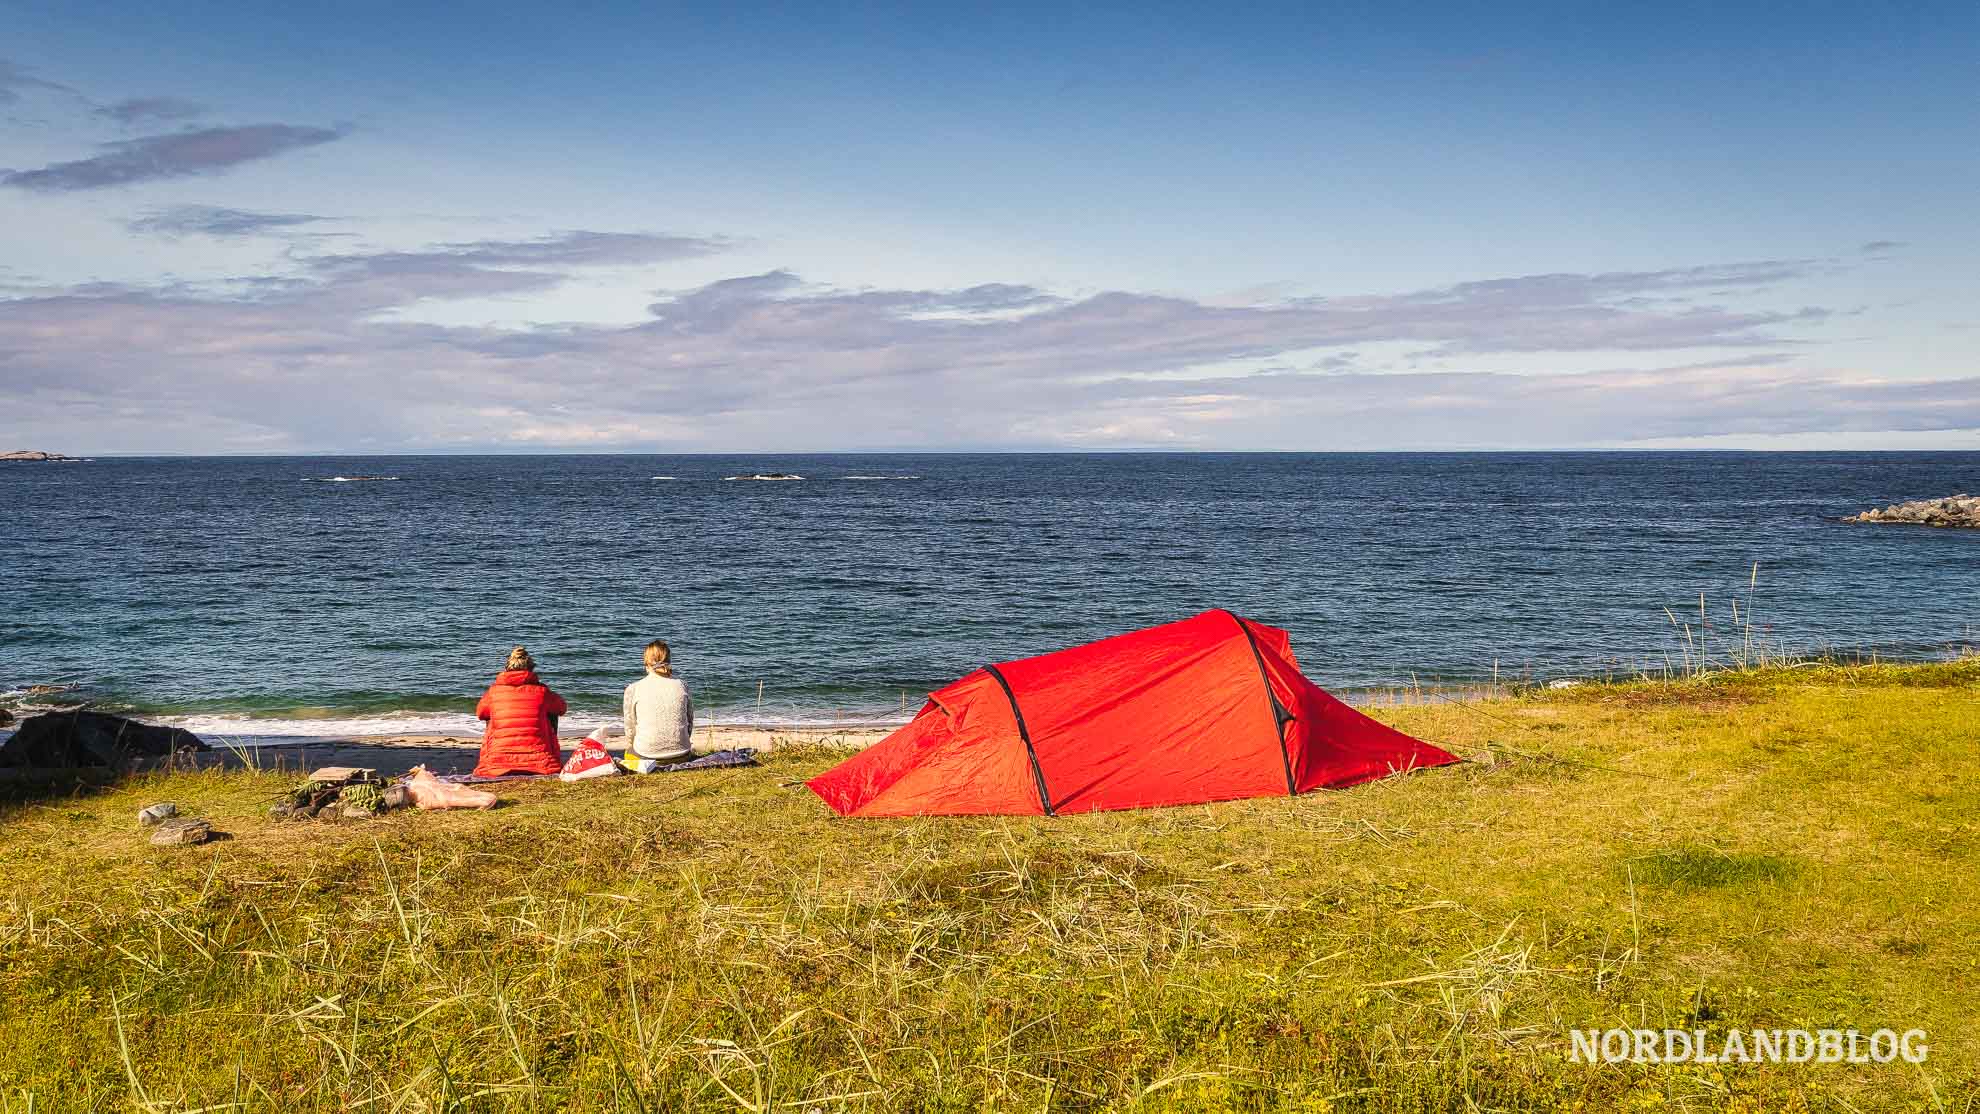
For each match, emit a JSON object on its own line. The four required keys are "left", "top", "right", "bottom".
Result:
{"left": 808, "top": 609, "right": 1460, "bottom": 817}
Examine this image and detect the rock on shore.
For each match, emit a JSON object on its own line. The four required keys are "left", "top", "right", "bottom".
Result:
{"left": 1847, "top": 493, "right": 1980, "bottom": 528}
{"left": 0, "top": 711, "right": 206, "bottom": 770}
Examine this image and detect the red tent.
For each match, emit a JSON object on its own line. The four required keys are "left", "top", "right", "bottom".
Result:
{"left": 809, "top": 609, "right": 1460, "bottom": 817}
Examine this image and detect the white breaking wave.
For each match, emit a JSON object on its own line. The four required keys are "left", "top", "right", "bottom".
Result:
{"left": 723, "top": 473, "right": 804, "bottom": 481}
{"left": 303, "top": 475, "right": 402, "bottom": 483}
{"left": 165, "top": 709, "right": 615, "bottom": 741}
{"left": 843, "top": 475, "right": 922, "bottom": 481}
{"left": 650, "top": 475, "right": 681, "bottom": 480}
{"left": 158, "top": 707, "right": 907, "bottom": 741}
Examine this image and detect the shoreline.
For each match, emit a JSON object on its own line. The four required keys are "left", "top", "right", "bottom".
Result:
{"left": 5, "top": 646, "right": 1974, "bottom": 755}
{"left": 194, "top": 720, "right": 906, "bottom": 744}
{"left": 0, "top": 682, "right": 1624, "bottom": 737}
{"left": 181, "top": 724, "right": 892, "bottom": 777}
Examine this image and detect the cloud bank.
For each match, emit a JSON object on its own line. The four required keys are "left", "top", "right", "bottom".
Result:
{"left": 1, "top": 235, "right": 1968, "bottom": 453}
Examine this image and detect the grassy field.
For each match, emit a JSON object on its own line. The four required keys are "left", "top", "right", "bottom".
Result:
{"left": 1, "top": 662, "right": 1975, "bottom": 1112}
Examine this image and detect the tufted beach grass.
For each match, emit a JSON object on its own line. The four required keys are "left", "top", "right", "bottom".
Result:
{"left": 0, "top": 660, "right": 1976, "bottom": 1111}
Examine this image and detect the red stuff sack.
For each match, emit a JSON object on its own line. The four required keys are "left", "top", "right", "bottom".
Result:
{"left": 559, "top": 732, "right": 620, "bottom": 782}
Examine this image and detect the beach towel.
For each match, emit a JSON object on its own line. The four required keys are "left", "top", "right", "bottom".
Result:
{"left": 405, "top": 748, "right": 759, "bottom": 786}
{"left": 628, "top": 748, "right": 759, "bottom": 773}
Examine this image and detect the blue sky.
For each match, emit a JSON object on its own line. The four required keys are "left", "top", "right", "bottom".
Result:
{"left": 2, "top": 1, "right": 1977, "bottom": 451}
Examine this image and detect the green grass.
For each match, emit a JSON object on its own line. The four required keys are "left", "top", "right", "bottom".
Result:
{"left": 1, "top": 661, "right": 1977, "bottom": 1111}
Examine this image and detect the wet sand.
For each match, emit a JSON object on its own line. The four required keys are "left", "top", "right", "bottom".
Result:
{"left": 204, "top": 725, "right": 891, "bottom": 777}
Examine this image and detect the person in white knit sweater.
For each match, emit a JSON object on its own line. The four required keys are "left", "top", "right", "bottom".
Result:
{"left": 621, "top": 639, "right": 695, "bottom": 772}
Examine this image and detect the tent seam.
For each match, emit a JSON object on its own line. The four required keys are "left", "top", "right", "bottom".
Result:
{"left": 1223, "top": 610, "right": 1298, "bottom": 796}
{"left": 982, "top": 664, "right": 1055, "bottom": 816}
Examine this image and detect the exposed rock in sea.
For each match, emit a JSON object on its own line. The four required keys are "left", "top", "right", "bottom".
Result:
{"left": 1846, "top": 493, "right": 1980, "bottom": 529}
{"left": 0, "top": 707, "right": 12, "bottom": 728}
{"left": 0, "top": 711, "right": 207, "bottom": 770}
{"left": 1, "top": 450, "right": 80, "bottom": 462}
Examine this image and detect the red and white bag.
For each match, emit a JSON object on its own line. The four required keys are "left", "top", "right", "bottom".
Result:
{"left": 559, "top": 728, "right": 622, "bottom": 782}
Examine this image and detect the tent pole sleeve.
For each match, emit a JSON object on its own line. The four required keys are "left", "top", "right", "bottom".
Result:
{"left": 1225, "top": 610, "right": 1298, "bottom": 796}
{"left": 983, "top": 664, "right": 1054, "bottom": 816}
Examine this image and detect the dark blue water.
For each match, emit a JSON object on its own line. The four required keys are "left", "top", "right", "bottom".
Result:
{"left": 2, "top": 453, "right": 1974, "bottom": 736}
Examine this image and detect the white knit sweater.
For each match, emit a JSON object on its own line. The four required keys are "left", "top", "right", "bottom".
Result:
{"left": 623, "top": 672, "right": 694, "bottom": 760}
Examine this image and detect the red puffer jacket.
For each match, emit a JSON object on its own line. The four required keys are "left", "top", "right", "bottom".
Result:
{"left": 473, "top": 669, "right": 568, "bottom": 777}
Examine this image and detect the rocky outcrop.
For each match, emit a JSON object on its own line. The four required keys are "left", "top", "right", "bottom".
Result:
{"left": 0, "top": 711, "right": 206, "bottom": 770}
{"left": 1, "top": 450, "right": 79, "bottom": 462}
{"left": 1847, "top": 494, "right": 1980, "bottom": 528}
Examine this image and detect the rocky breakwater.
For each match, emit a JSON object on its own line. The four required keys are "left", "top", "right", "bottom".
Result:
{"left": 1847, "top": 493, "right": 1980, "bottom": 528}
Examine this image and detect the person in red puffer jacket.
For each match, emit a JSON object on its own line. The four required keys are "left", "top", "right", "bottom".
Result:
{"left": 473, "top": 646, "right": 569, "bottom": 777}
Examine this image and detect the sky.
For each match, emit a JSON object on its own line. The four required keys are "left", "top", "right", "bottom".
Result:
{"left": 2, "top": 1, "right": 1978, "bottom": 453}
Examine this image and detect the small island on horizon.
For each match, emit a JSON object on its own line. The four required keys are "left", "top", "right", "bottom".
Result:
{"left": 1, "top": 450, "right": 83, "bottom": 462}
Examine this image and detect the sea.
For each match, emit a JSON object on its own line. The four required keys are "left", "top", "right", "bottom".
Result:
{"left": 2, "top": 453, "right": 1974, "bottom": 741}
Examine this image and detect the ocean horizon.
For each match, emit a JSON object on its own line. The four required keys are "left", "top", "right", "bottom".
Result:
{"left": 5, "top": 451, "right": 1975, "bottom": 739}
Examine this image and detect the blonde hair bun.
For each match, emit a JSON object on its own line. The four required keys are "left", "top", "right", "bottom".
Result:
{"left": 643, "top": 640, "right": 673, "bottom": 677}
{"left": 506, "top": 646, "right": 535, "bottom": 672}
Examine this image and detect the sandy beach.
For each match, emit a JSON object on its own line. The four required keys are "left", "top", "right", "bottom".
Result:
{"left": 201, "top": 724, "right": 892, "bottom": 777}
